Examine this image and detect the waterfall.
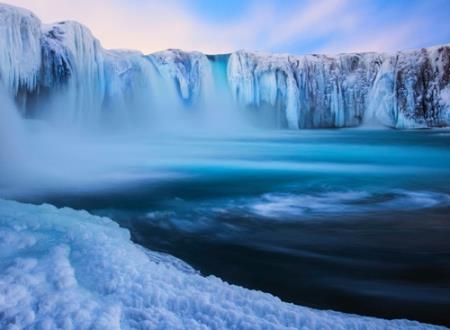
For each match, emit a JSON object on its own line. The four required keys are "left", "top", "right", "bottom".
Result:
{"left": 0, "top": 85, "right": 26, "bottom": 186}
{"left": 0, "top": 3, "right": 449, "bottom": 135}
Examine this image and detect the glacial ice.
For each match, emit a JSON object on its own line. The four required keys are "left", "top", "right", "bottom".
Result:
{"left": 0, "top": 3, "right": 449, "bottom": 129}
{"left": 0, "top": 198, "right": 443, "bottom": 329}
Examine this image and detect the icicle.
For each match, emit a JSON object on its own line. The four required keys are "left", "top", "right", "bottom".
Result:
{"left": 0, "top": 4, "right": 41, "bottom": 95}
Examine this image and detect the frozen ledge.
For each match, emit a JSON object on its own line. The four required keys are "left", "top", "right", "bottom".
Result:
{"left": 0, "top": 199, "right": 444, "bottom": 329}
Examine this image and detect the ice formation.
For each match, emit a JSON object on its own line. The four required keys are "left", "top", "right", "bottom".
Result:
{"left": 0, "top": 199, "right": 443, "bottom": 329}
{"left": 0, "top": 3, "right": 449, "bottom": 129}
{"left": 228, "top": 49, "right": 450, "bottom": 128}
{"left": 151, "top": 49, "right": 214, "bottom": 106}
{"left": 0, "top": 4, "right": 41, "bottom": 95}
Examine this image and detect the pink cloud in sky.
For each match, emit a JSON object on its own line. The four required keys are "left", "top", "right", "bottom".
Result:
{"left": 3, "top": 0, "right": 449, "bottom": 55}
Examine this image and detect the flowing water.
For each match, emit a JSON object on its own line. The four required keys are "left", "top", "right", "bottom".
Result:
{"left": 10, "top": 128, "right": 450, "bottom": 326}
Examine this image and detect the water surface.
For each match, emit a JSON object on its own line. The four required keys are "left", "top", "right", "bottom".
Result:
{"left": 15, "top": 128, "right": 450, "bottom": 326}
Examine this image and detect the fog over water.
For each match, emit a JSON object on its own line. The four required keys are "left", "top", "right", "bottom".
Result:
{"left": 2, "top": 100, "right": 449, "bottom": 325}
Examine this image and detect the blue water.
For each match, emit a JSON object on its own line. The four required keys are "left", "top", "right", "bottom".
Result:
{"left": 15, "top": 128, "right": 450, "bottom": 326}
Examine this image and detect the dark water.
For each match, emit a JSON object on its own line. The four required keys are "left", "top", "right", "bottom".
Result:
{"left": 16, "top": 129, "right": 450, "bottom": 326}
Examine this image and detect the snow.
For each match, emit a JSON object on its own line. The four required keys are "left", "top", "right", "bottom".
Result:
{"left": 0, "top": 199, "right": 443, "bottom": 329}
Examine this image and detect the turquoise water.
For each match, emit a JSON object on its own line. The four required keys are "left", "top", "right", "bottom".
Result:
{"left": 15, "top": 128, "right": 450, "bottom": 326}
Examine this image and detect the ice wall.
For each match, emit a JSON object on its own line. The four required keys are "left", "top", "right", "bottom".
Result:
{"left": 40, "top": 21, "right": 106, "bottom": 123}
{"left": 0, "top": 4, "right": 41, "bottom": 96}
{"left": 228, "top": 49, "right": 450, "bottom": 129}
{"left": 151, "top": 49, "right": 214, "bottom": 107}
{"left": 0, "top": 3, "right": 449, "bottom": 130}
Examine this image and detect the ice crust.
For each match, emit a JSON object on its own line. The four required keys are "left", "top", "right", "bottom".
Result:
{"left": 0, "top": 199, "right": 443, "bottom": 329}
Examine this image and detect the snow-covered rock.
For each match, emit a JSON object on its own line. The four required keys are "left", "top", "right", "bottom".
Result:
{"left": 0, "top": 199, "right": 443, "bottom": 329}
{"left": 0, "top": 3, "right": 449, "bottom": 129}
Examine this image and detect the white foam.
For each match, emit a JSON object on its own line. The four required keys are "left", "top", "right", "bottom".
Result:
{"left": 250, "top": 190, "right": 450, "bottom": 220}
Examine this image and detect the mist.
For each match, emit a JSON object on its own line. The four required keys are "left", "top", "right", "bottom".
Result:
{"left": 0, "top": 75, "right": 256, "bottom": 199}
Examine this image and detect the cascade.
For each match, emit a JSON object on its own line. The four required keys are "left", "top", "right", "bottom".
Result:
{"left": 0, "top": 3, "right": 449, "bottom": 132}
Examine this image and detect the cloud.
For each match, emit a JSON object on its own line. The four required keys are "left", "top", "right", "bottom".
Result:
{"left": 3, "top": 0, "right": 450, "bottom": 55}
{"left": 5, "top": 0, "right": 273, "bottom": 53}
{"left": 6, "top": 0, "right": 209, "bottom": 52}
{"left": 315, "top": 0, "right": 450, "bottom": 54}
{"left": 262, "top": 0, "right": 352, "bottom": 49}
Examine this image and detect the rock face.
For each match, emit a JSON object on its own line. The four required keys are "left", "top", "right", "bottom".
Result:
{"left": 0, "top": 3, "right": 449, "bottom": 129}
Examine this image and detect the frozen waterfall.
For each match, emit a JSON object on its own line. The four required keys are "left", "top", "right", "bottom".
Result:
{"left": 0, "top": 3, "right": 449, "bottom": 131}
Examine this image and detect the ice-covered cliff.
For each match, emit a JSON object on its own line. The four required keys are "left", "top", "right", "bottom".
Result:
{"left": 228, "top": 49, "right": 450, "bottom": 128}
{"left": 0, "top": 3, "right": 449, "bottom": 129}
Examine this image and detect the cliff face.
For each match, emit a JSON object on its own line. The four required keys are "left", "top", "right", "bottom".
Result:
{"left": 0, "top": 3, "right": 449, "bottom": 129}
{"left": 228, "top": 49, "right": 450, "bottom": 128}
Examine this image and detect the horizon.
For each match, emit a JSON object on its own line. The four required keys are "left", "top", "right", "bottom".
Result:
{"left": 4, "top": 0, "right": 450, "bottom": 55}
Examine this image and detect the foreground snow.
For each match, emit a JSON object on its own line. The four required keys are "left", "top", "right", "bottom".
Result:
{"left": 0, "top": 199, "right": 443, "bottom": 329}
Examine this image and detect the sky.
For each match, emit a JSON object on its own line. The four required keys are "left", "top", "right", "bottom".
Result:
{"left": 5, "top": 0, "right": 450, "bottom": 55}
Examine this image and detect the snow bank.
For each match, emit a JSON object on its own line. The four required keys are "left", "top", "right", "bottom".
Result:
{"left": 0, "top": 199, "right": 442, "bottom": 329}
